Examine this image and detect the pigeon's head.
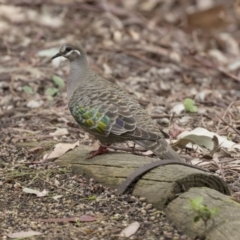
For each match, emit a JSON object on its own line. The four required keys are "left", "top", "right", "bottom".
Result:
{"left": 51, "top": 44, "right": 86, "bottom": 62}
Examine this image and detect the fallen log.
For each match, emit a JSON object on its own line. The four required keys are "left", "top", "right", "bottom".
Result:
{"left": 165, "top": 188, "right": 240, "bottom": 240}
{"left": 55, "top": 145, "right": 239, "bottom": 240}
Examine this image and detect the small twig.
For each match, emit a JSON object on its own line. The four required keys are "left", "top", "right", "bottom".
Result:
{"left": 222, "top": 165, "right": 240, "bottom": 169}
{"left": 125, "top": 51, "right": 164, "bottom": 69}
{"left": 217, "top": 114, "right": 240, "bottom": 136}
{"left": 218, "top": 68, "right": 240, "bottom": 82}
{"left": 17, "top": 160, "right": 52, "bottom": 165}
{"left": 196, "top": 57, "right": 240, "bottom": 82}
{"left": 98, "top": 45, "right": 166, "bottom": 69}
{"left": 3, "top": 172, "right": 34, "bottom": 183}
{"left": 217, "top": 125, "right": 230, "bottom": 135}
{"left": 212, "top": 157, "right": 226, "bottom": 182}
{"left": 216, "top": 101, "right": 239, "bottom": 133}
{"left": 220, "top": 158, "right": 240, "bottom": 164}
{"left": 12, "top": 114, "right": 38, "bottom": 119}
{"left": 39, "top": 177, "right": 84, "bottom": 197}
{"left": 27, "top": 172, "right": 42, "bottom": 186}
{"left": 9, "top": 74, "right": 17, "bottom": 97}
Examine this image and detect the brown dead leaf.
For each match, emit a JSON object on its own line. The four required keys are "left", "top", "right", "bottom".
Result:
{"left": 0, "top": 5, "right": 63, "bottom": 27}
{"left": 28, "top": 146, "right": 43, "bottom": 154}
{"left": 196, "top": 0, "right": 214, "bottom": 11}
{"left": 37, "top": 215, "right": 97, "bottom": 223}
{"left": 219, "top": 33, "right": 240, "bottom": 56}
{"left": 49, "top": 128, "right": 69, "bottom": 137}
{"left": 169, "top": 124, "right": 186, "bottom": 139}
{"left": 187, "top": 5, "right": 227, "bottom": 30}
{"left": 27, "top": 99, "right": 44, "bottom": 108}
{"left": 7, "top": 231, "right": 42, "bottom": 239}
{"left": 140, "top": 0, "right": 158, "bottom": 12}
{"left": 120, "top": 221, "right": 140, "bottom": 238}
{"left": 23, "top": 188, "right": 48, "bottom": 197}
{"left": 46, "top": 141, "right": 79, "bottom": 160}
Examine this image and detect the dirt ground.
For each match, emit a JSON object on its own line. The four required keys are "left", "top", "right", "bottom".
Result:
{"left": 1, "top": 0, "right": 240, "bottom": 239}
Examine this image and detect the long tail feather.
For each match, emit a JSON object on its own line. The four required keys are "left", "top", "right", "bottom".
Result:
{"left": 135, "top": 139, "right": 182, "bottom": 162}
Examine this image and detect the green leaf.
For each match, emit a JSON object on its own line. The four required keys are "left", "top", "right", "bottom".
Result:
{"left": 52, "top": 75, "right": 65, "bottom": 88}
{"left": 183, "top": 98, "right": 198, "bottom": 113}
{"left": 190, "top": 197, "right": 203, "bottom": 209}
{"left": 82, "top": 195, "right": 97, "bottom": 201}
{"left": 86, "top": 195, "right": 97, "bottom": 200}
{"left": 211, "top": 207, "right": 219, "bottom": 215}
{"left": 23, "top": 85, "right": 33, "bottom": 94}
{"left": 45, "top": 87, "right": 58, "bottom": 96}
{"left": 202, "top": 209, "right": 211, "bottom": 220}
{"left": 194, "top": 216, "right": 200, "bottom": 222}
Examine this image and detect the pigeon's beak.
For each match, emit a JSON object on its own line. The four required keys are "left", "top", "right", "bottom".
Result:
{"left": 51, "top": 52, "right": 62, "bottom": 60}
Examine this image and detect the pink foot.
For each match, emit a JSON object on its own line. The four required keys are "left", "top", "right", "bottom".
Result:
{"left": 87, "top": 145, "right": 109, "bottom": 159}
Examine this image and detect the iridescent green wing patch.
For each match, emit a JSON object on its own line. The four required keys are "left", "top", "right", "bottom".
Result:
{"left": 95, "top": 115, "right": 111, "bottom": 133}
{"left": 71, "top": 106, "right": 111, "bottom": 134}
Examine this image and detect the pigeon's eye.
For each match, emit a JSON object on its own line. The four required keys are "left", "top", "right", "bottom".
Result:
{"left": 65, "top": 46, "right": 72, "bottom": 52}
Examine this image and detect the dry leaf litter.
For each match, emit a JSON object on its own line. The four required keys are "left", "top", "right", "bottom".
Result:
{"left": 1, "top": 0, "right": 240, "bottom": 239}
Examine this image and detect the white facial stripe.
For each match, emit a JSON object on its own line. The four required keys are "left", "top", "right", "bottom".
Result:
{"left": 65, "top": 50, "right": 81, "bottom": 57}
{"left": 74, "top": 50, "right": 81, "bottom": 55}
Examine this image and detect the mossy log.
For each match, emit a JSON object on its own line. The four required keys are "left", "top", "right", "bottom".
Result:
{"left": 53, "top": 144, "right": 239, "bottom": 240}
{"left": 165, "top": 188, "right": 240, "bottom": 239}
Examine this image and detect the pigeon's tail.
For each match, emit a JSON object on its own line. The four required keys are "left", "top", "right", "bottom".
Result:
{"left": 135, "top": 139, "right": 182, "bottom": 162}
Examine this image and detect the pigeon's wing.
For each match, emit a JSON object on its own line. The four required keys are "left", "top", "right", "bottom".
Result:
{"left": 69, "top": 84, "right": 160, "bottom": 141}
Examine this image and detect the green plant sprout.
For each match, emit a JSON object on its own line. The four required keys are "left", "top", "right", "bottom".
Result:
{"left": 185, "top": 197, "right": 219, "bottom": 228}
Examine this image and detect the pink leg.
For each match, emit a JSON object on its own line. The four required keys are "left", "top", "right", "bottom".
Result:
{"left": 87, "top": 145, "right": 110, "bottom": 159}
